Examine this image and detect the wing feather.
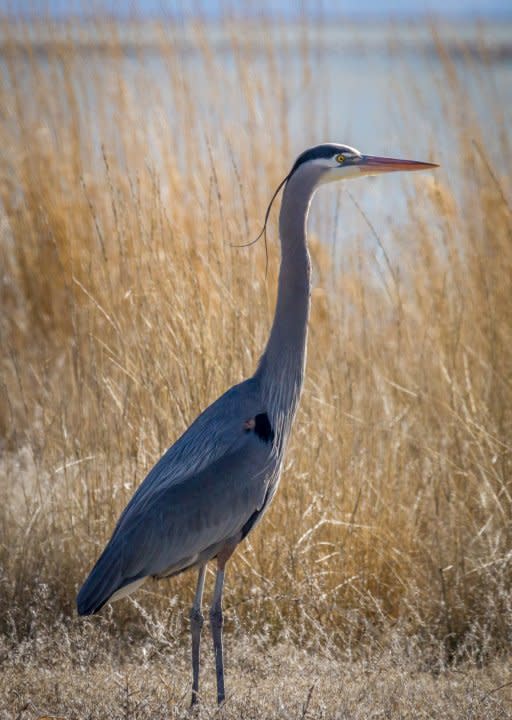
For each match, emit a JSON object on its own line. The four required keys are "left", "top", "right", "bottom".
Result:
{"left": 77, "top": 377, "right": 276, "bottom": 615}
{"left": 117, "top": 378, "right": 263, "bottom": 520}
{"left": 118, "top": 430, "right": 275, "bottom": 579}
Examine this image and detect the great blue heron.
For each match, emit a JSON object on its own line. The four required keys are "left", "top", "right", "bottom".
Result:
{"left": 77, "top": 143, "right": 437, "bottom": 705}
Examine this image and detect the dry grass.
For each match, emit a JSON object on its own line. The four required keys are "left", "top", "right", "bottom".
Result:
{"left": 1, "top": 9, "right": 512, "bottom": 717}
{"left": 3, "top": 626, "right": 512, "bottom": 718}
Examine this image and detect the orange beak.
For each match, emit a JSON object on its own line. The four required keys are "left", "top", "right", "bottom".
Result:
{"left": 360, "top": 155, "right": 439, "bottom": 173}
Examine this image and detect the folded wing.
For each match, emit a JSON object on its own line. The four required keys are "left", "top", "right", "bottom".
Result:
{"left": 77, "top": 378, "right": 276, "bottom": 615}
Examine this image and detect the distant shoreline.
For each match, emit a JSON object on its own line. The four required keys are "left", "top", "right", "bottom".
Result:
{"left": 1, "top": 17, "right": 512, "bottom": 62}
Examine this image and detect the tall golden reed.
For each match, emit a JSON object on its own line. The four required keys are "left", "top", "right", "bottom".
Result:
{"left": 0, "top": 13, "right": 510, "bottom": 661}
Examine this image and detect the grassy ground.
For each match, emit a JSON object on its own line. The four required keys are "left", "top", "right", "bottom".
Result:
{"left": 1, "top": 9, "right": 512, "bottom": 719}
{"left": 3, "top": 625, "right": 512, "bottom": 719}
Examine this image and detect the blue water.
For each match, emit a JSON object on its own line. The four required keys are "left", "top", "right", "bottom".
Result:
{"left": 1, "top": 19, "right": 511, "bottom": 252}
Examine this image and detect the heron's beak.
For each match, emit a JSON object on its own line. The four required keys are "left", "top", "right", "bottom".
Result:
{"left": 360, "top": 155, "right": 439, "bottom": 175}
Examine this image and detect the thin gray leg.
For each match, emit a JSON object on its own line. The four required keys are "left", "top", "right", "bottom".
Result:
{"left": 209, "top": 566, "right": 226, "bottom": 705}
{"left": 190, "top": 564, "right": 206, "bottom": 706}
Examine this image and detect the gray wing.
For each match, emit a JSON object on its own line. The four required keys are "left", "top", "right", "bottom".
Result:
{"left": 117, "top": 378, "right": 265, "bottom": 521}
{"left": 77, "top": 378, "right": 276, "bottom": 615}
{"left": 116, "top": 427, "right": 275, "bottom": 576}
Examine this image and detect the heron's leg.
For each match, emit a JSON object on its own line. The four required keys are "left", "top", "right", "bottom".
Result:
{"left": 190, "top": 564, "right": 206, "bottom": 707}
{"left": 210, "top": 562, "right": 226, "bottom": 705}
{"left": 210, "top": 546, "right": 236, "bottom": 706}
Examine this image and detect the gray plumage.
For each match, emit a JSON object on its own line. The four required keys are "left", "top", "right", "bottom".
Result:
{"left": 77, "top": 143, "right": 437, "bottom": 705}
{"left": 77, "top": 379, "right": 277, "bottom": 615}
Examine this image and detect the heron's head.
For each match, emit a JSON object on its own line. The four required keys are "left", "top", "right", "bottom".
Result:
{"left": 289, "top": 142, "right": 438, "bottom": 185}
{"left": 244, "top": 142, "right": 438, "bottom": 258}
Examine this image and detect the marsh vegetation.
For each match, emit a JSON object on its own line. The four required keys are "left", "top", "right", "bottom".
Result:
{"left": 1, "top": 10, "right": 511, "bottom": 717}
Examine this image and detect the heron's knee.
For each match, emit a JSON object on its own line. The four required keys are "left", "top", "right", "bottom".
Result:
{"left": 209, "top": 606, "right": 223, "bottom": 630}
{"left": 190, "top": 607, "right": 204, "bottom": 631}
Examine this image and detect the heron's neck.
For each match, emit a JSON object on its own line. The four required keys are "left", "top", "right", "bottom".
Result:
{"left": 254, "top": 169, "right": 317, "bottom": 442}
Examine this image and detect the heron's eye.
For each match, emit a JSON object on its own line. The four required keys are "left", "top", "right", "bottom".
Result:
{"left": 336, "top": 154, "right": 345, "bottom": 164}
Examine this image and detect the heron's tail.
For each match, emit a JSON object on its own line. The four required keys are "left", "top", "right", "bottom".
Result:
{"left": 77, "top": 540, "right": 124, "bottom": 616}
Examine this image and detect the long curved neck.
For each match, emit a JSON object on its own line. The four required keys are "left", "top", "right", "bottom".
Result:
{"left": 254, "top": 167, "right": 320, "bottom": 442}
